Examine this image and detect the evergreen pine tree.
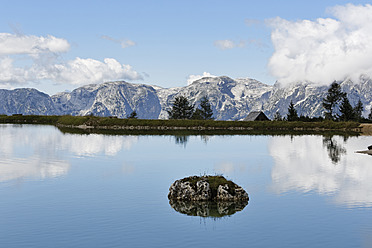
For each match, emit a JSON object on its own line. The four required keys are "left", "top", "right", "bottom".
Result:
{"left": 127, "top": 110, "right": 138, "bottom": 119}
{"left": 286, "top": 100, "right": 298, "bottom": 121}
{"left": 339, "top": 95, "right": 354, "bottom": 121}
{"left": 368, "top": 107, "right": 372, "bottom": 120}
{"left": 193, "top": 96, "right": 214, "bottom": 120}
{"left": 322, "top": 82, "right": 345, "bottom": 120}
{"left": 167, "top": 96, "right": 194, "bottom": 119}
{"left": 353, "top": 99, "right": 364, "bottom": 121}
{"left": 273, "top": 111, "right": 282, "bottom": 121}
{"left": 191, "top": 109, "right": 203, "bottom": 120}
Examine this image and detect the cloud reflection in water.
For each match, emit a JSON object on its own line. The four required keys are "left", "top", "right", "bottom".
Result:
{"left": 0, "top": 157, "right": 70, "bottom": 183}
{"left": 60, "top": 134, "right": 138, "bottom": 157}
{"left": 0, "top": 125, "right": 138, "bottom": 183}
{"left": 269, "top": 135, "right": 372, "bottom": 207}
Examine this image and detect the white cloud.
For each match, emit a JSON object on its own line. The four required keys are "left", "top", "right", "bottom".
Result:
{"left": 0, "top": 56, "right": 142, "bottom": 86}
{"left": 187, "top": 72, "right": 216, "bottom": 85}
{"left": 214, "top": 39, "right": 245, "bottom": 50}
{"left": 0, "top": 57, "right": 29, "bottom": 84}
{"left": 52, "top": 57, "right": 142, "bottom": 85}
{"left": 268, "top": 4, "right": 372, "bottom": 85}
{"left": 0, "top": 33, "right": 142, "bottom": 87}
{"left": 120, "top": 40, "right": 136, "bottom": 49}
{"left": 214, "top": 40, "right": 235, "bottom": 50}
{"left": 0, "top": 33, "right": 70, "bottom": 55}
{"left": 101, "top": 35, "right": 136, "bottom": 49}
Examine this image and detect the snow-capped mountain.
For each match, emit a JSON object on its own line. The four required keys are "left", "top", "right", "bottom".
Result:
{"left": 0, "top": 76, "right": 371, "bottom": 120}
{"left": 0, "top": 88, "right": 58, "bottom": 116}
{"left": 157, "top": 76, "right": 273, "bottom": 120}
{"left": 51, "top": 81, "right": 161, "bottom": 119}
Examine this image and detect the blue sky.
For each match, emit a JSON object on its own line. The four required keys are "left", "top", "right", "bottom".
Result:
{"left": 1, "top": 0, "right": 372, "bottom": 95}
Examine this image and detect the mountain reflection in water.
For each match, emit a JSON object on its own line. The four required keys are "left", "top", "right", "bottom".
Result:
{"left": 169, "top": 199, "right": 248, "bottom": 218}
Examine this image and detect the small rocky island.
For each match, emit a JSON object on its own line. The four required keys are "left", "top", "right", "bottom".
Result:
{"left": 168, "top": 175, "right": 249, "bottom": 217}
{"left": 168, "top": 175, "right": 249, "bottom": 202}
{"left": 356, "top": 145, "right": 372, "bottom": 156}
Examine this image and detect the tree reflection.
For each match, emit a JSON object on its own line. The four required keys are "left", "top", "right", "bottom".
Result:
{"left": 174, "top": 135, "right": 212, "bottom": 147}
{"left": 200, "top": 135, "right": 211, "bottom": 144}
{"left": 322, "top": 136, "right": 347, "bottom": 164}
{"left": 174, "top": 135, "right": 189, "bottom": 147}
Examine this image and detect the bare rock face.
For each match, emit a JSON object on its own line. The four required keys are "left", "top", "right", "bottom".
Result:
{"left": 2, "top": 77, "right": 372, "bottom": 120}
{"left": 168, "top": 177, "right": 211, "bottom": 201}
{"left": 217, "top": 184, "right": 249, "bottom": 201}
{"left": 168, "top": 175, "right": 249, "bottom": 202}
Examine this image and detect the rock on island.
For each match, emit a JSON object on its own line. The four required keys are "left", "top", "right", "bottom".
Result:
{"left": 168, "top": 175, "right": 249, "bottom": 202}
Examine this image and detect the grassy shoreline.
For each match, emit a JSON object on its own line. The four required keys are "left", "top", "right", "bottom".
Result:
{"left": 0, "top": 114, "right": 363, "bottom": 135}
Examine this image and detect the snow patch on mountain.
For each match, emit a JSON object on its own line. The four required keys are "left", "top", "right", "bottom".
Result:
{"left": 0, "top": 76, "right": 371, "bottom": 120}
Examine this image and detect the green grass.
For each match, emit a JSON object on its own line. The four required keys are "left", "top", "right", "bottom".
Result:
{"left": 0, "top": 114, "right": 362, "bottom": 133}
{"left": 56, "top": 126, "right": 360, "bottom": 137}
{"left": 0, "top": 115, "right": 60, "bottom": 124}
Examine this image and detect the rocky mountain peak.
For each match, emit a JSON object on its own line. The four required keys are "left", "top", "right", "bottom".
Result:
{"left": 0, "top": 76, "right": 371, "bottom": 120}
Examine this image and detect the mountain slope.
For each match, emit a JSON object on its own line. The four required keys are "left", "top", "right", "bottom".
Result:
{"left": 0, "top": 88, "right": 58, "bottom": 115}
{"left": 51, "top": 81, "right": 161, "bottom": 119}
{"left": 157, "top": 76, "right": 273, "bottom": 120}
{"left": 0, "top": 76, "right": 371, "bottom": 120}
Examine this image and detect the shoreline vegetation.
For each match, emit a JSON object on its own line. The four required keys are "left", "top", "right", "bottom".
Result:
{"left": 0, "top": 114, "right": 368, "bottom": 135}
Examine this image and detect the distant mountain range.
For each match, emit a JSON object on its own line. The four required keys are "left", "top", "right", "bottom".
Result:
{"left": 0, "top": 76, "right": 371, "bottom": 120}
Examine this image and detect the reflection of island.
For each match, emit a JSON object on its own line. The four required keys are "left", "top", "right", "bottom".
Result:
{"left": 269, "top": 135, "right": 372, "bottom": 207}
{"left": 169, "top": 199, "right": 248, "bottom": 218}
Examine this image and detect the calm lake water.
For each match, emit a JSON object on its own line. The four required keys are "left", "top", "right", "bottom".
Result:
{"left": 0, "top": 124, "right": 372, "bottom": 248}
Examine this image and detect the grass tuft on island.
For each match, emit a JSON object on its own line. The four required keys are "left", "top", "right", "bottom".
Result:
{"left": 0, "top": 114, "right": 362, "bottom": 134}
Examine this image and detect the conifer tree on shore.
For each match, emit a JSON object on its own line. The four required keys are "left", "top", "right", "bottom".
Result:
{"left": 339, "top": 95, "right": 354, "bottom": 121}
{"left": 192, "top": 96, "right": 214, "bottom": 120}
{"left": 167, "top": 96, "right": 194, "bottom": 119}
{"left": 322, "top": 82, "right": 345, "bottom": 120}
{"left": 286, "top": 100, "right": 298, "bottom": 121}
{"left": 353, "top": 99, "right": 364, "bottom": 121}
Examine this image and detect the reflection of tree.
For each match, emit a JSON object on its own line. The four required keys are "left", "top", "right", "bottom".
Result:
{"left": 169, "top": 199, "right": 248, "bottom": 218}
{"left": 322, "top": 136, "right": 347, "bottom": 164}
{"left": 200, "top": 135, "right": 211, "bottom": 144}
{"left": 174, "top": 135, "right": 212, "bottom": 146}
{"left": 174, "top": 135, "right": 189, "bottom": 147}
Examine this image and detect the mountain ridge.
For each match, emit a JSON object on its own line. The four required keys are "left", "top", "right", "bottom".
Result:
{"left": 0, "top": 76, "right": 371, "bottom": 120}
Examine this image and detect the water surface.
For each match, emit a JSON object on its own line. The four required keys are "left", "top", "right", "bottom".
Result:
{"left": 0, "top": 124, "right": 371, "bottom": 248}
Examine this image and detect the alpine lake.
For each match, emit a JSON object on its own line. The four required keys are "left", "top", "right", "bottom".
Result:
{"left": 0, "top": 124, "right": 372, "bottom": 248}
